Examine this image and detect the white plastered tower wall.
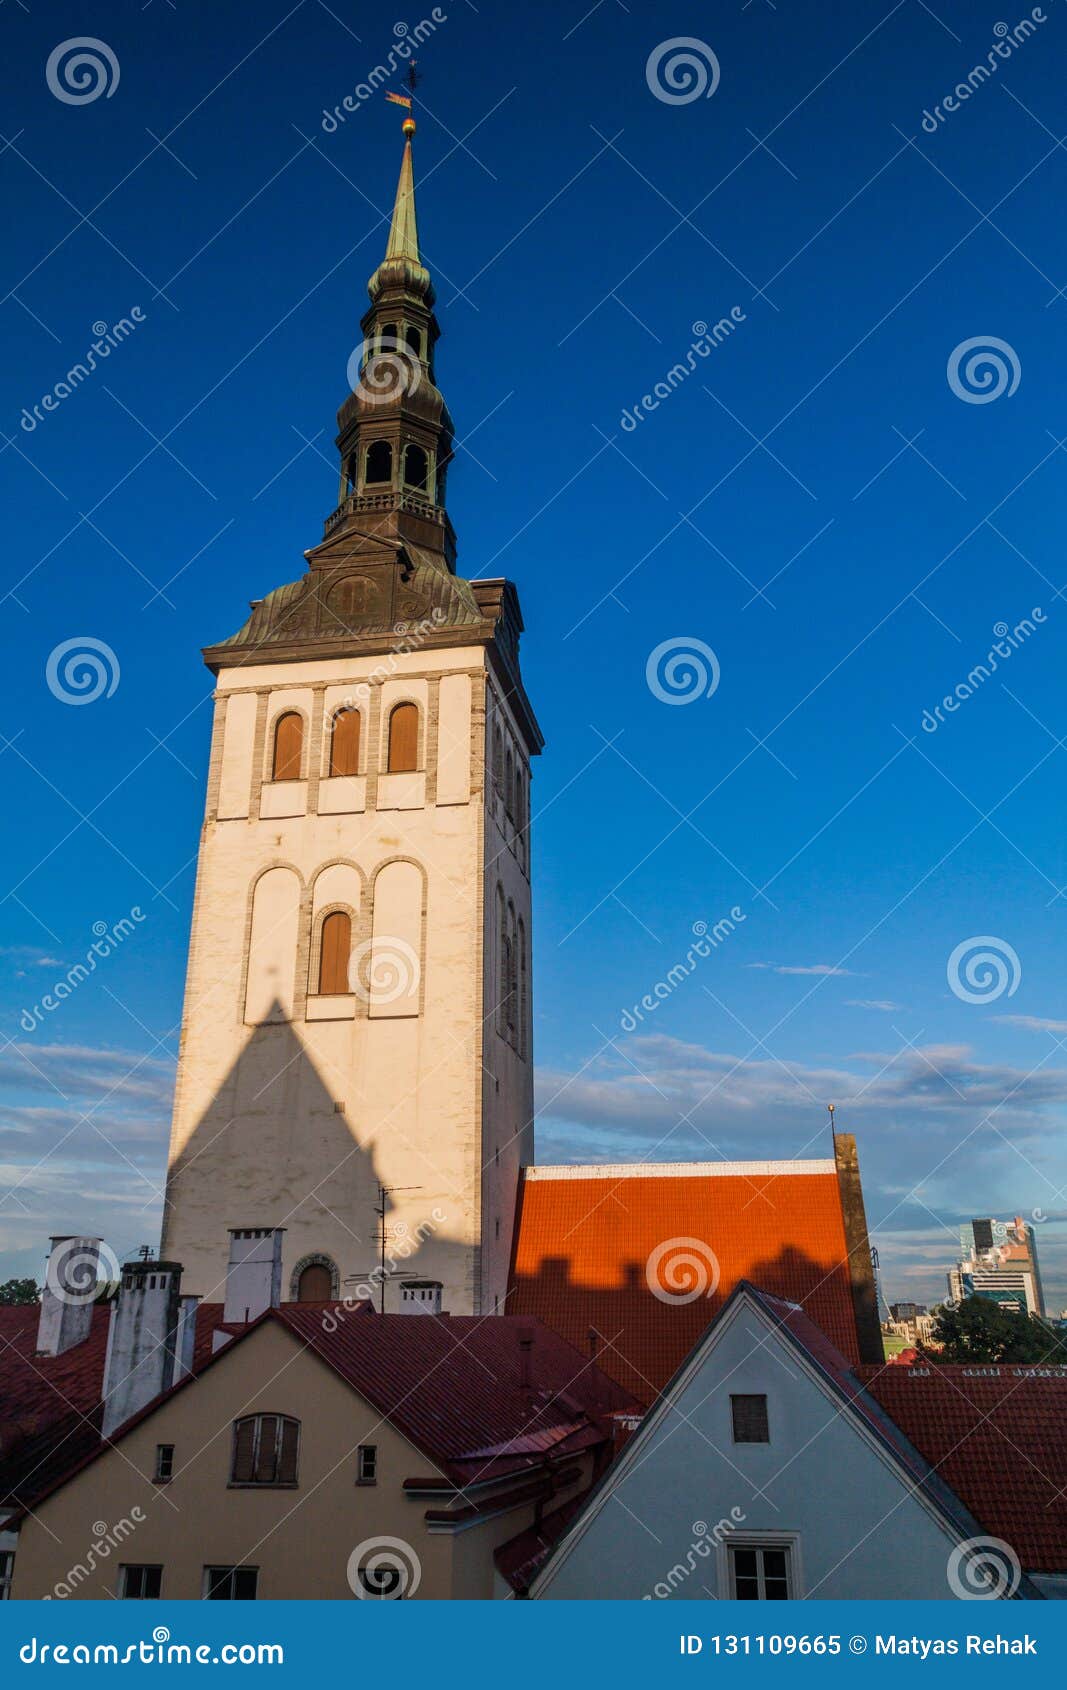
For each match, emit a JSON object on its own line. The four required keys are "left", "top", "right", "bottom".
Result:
{"left": 159, "top": 126, "right": 541, "bottom": 1315}
{"left": 161, "top": 642, "right": 531, "bottom": 1314}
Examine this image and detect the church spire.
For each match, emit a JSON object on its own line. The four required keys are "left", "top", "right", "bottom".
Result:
{"left": 385, "top": 124, "right": 419, "bottom": 263}
{"left": 326, "top": 117, "right": 455, "bottom": 570}
{"left": 368, "top": 117, "right": 432, "bottom": 304}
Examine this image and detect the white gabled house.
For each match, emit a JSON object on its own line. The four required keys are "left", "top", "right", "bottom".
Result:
{"left": 522, "top": 1284, "right": 1046, "bottom": 1601}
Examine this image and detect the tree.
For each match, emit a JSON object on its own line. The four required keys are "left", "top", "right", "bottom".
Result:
{"left": 0, "top": 1277, "right": 40, "bottom": 1306}
{"left": 928, "top": 1295, "right": 1067, "bottom": 1364}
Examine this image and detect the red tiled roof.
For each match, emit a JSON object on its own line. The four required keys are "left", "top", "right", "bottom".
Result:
{"left": 509, "top": 1164, "right": 859, "bottom": 1405}
{"left": 0, "top": 1301, "right": 228, "bottom": 1512}
{"left": 494, "top": 1486, "right": 594, "bottom": 1592}
{"left": 860, "top": 1363, "right": 1067, "bottom": 1573}
{"left": 274, "top": 1308, "right": 638, "bottom": 1485}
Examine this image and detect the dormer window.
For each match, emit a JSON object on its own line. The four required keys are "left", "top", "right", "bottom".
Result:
{"left": 403, "top": 444, "right": 428, "bottom": 492}
{"left": 365, "top": 440, "right": 393, "bottom": 486}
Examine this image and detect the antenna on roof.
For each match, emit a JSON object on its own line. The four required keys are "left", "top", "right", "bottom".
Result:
{"left": 827, "top": 1102, "right": 837, "bottom": 1146}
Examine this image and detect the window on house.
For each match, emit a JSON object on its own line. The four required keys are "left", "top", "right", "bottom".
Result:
{"left": 0, "top": 1551, "right": 13, "bottom": 1600}
{"left": 365, "top": 439, "right": 393, "bottom": 485}
{"left": 731, "top": 1394, "right": 770, "bottom": 1443}
{"left": 329, "top": 708, "right": 361, "bottom": 777}
{"left": 230, "top": 1415, "right": 300, "bottom": 1486}
{"left": 387, "top": 701, "right": 419, "bottom": 772}
{"left": 119, "top": 1565, "right": 163, "bottom": 1599}
{"left": 317, "top": 911, "right": 352, "bottom": 995}
{"left": 729, "top": 1544, "right": 791, "bottom": 1600}
{"left": 271, "top": 712, "right": 303, "bottom": 781}
{"left": 204, "top": 1566, "right": 259, "bottom": 1600}
{"left": 356, "top": 1445, "right": 378, "bottom": 1485}
{"left": 155, "top": 1444, "right": 174, "bottom": 1482}
{"left": 403, "top": 443, "right": 428, "bottom": 491}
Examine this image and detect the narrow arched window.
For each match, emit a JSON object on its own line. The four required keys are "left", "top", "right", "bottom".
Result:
{"left": 518, "top": 918, "right": 528, "bottom": 1059}
{"left": 231, "top": 1415, "right": 299, "bottom": 1486}
{"left": 329, "top": 709, "right": 361, "bottom": 777}
{"left": 388, "top": 702, "right": 419, "bottom": 773}
{"left": 405, "top": 325, "right": 422, "bottom": 358}
{"left": 297, "top": 1261, "right": 333, "bottom": 1301}
{"left": 493, "top": 727, "right": 503, "bottom": 793}
{"left": 272, "top": 712, "right": 303, "bottom": 781}
{"left": 403, "top": 443, "right": 428, "bottom": 491}
{"left": 380, "top": 321, "right": 398, "bottom": 351}
{"left": 318, "top": 911, "right": 352, "bottom": 995}
{"left": 505, "top": 748, "right": 515, "bottom": 817}
{"left": 365, "top": 440, "right": 392, "bottom": 485}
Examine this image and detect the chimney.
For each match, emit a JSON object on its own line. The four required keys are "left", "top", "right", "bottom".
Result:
{"left": 37, "top": 1236, "right": 103, "bottom": 1357}
{"left": 222, "top": 1228, "right": 285, "bottom": 1324}
{"left": 101, "top": 1260, "right": 183, "bottom": 1439}
{"left": 833, "top": 1133, "right": 883, "bottom": 1365}
{"left": 517, "top": 1325, "right": 534, "bottom": 1412}
{"left": 173, "top": 1294, "right": 201, "bottom": 1383}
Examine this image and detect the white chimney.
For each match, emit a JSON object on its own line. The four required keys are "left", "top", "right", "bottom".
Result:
{"left": 223, "top": 1228, "right": 285, "bottom": 1324}
{"left": 101, "top": 1261, "right": 183, "bottom": 1440}
{"left": 36, "top": 1236, "right": 102, "bottom": 1357}
{"left": 173, "top": 1294, "right": 200, "bottom": 1384}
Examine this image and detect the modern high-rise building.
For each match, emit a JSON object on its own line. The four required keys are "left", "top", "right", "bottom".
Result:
{"left": 948, "top": 1216, "right": 1044, "bottom": 1316}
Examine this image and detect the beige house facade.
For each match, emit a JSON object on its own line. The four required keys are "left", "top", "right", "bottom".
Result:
{"left": 9, "top": 1315, "right": 612, "bottom": 1601}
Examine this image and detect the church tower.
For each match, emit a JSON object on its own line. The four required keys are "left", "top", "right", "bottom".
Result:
{"left": 160, "top": 121, "right": 541, "bottom": 1315}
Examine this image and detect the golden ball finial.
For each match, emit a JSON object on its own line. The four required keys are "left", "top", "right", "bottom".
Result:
{"left": 403, "top": 117, "right": 416, "bottom": 138}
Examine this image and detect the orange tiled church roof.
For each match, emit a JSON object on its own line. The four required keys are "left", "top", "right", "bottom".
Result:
{"left": 508, "top": 1158, "right": 864, "bottom": 1406}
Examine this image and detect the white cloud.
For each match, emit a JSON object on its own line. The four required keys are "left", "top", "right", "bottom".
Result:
{"left": 846, "top": 999, "right": 904, "bottom": 1012}
{"left": 748, "top": 962, "right": 860, "bottom": 977}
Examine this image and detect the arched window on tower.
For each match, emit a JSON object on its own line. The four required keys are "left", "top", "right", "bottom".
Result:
{"left": 403, "top": 443, "right": 428, "bottom": 492}
{"left": 380, "top": 321, "right": 398, "bottom": 352}
{"left": 272, "top": 712, "right": 303, "bottom": 781}
{"left": 329, "top": 708, "right": 361, "bottom": 777}
{"left": 318, "top": 911, "right": 352, "bottom": 996}
{"left": 387, "top": 702, "right": 419, "bottom": 773}
{"left": 365, "top": 440, "right": 393, "bottom": 486}
{"left": 405, "top": 325, "right": 422, "bottom": 358}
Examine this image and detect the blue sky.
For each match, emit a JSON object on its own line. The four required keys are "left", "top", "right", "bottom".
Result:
{"left": 2, "top": 0, "right": 1067, "bottom": 1309}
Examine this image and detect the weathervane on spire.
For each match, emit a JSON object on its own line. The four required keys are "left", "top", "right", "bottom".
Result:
{"left": 386, "top": 60, "right": 420, "bottom": 137}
